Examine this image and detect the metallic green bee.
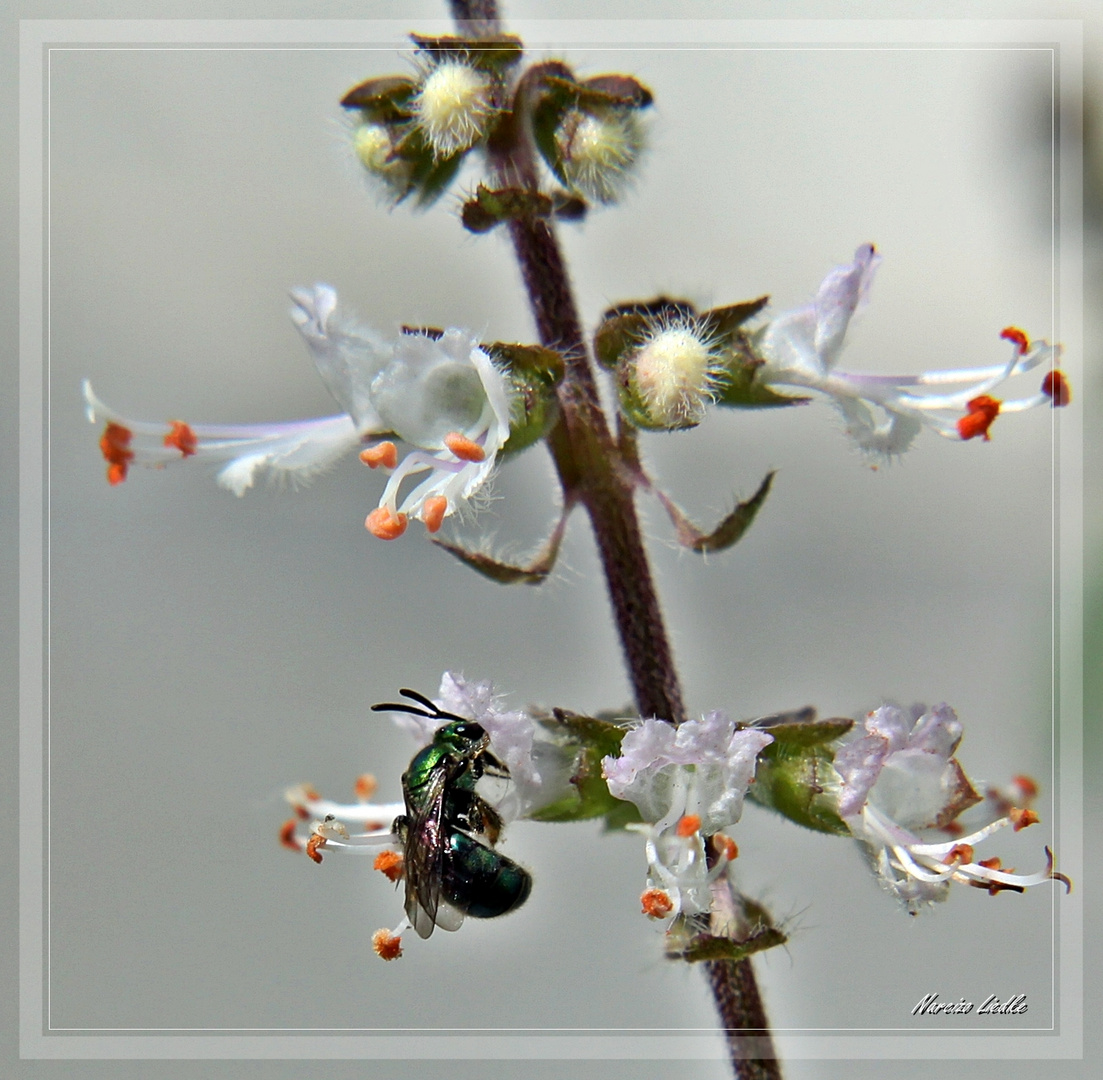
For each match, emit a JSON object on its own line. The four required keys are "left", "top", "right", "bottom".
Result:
{"left": 371, "top": 689, "right": 532, "bottom": 938}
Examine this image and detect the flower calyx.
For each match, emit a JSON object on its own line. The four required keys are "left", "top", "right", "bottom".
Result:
{"left": 528, "top": 63, "right": 652, "bottom": 207}
{"left": 595, "top": 295, "right": 802, "bottom": 431}
{"left": 526, "top": 708, "right": 642, "bottom": 827}
{"left": 664, "top": 886, "right": 787, "bottom": 965}
{"left": 741, "top": 707, "right": 856, "bottom": 835}
{"left": 460, "top": 183, "right": 586, "bottom": 233}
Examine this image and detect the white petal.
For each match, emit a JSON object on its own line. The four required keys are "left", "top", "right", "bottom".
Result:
{"left": 289, "top": 284, "right": 389, "bottom": 433}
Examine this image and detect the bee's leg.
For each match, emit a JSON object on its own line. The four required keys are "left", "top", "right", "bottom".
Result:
{"left": 478, "top": 802, "right": 504, "bottom": 845}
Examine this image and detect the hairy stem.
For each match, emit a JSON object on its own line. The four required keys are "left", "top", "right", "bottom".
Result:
{"left": 504, "top": 213, "right": 686, "bottom": 724}
{"left": 448, "top": 0, "right": 500, "bottom": 36}
{"left": 705, "top": 959, "right": 783, "bottom": 1080}
{"left": 448, "top": 2, "right": 780, "bottom": 1075}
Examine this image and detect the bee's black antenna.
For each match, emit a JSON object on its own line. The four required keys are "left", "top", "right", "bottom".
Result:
{"left": 371, "top": 688, "right": 466, "bottom": 723}
{"left": 399, "top": 688, "right": 439, "bottom": 712}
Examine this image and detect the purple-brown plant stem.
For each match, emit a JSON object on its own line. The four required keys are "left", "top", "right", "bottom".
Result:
{"left": 447, "top": 3, "right": 781, "bottom": 1076}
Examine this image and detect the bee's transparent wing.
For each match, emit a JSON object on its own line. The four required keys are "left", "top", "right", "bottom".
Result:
{"left": 409, "top": 896, "right": 465, "bottom": 937}
{"left": 404, "top": 770, "right": 465, "bottom": 939}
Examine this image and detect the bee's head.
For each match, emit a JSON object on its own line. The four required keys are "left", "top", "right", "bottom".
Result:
{"left": 434, "top": 720, "right": 487, "bottom": 753}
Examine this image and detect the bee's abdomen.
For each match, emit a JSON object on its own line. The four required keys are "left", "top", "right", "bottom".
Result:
{"left": 443, "top": 830, "right": 532, "bottom": 919}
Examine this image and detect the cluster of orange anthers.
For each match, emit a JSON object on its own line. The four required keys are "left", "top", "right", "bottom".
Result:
{"left": 939, "top": 842, "right": 1040, "bottom": 896}
{"left": 941, "top": 789, "right": 1049, "bottom": 897}
{"left": 638, "top": 816, "right": 740, "bottom": 920}
{"left": 96, "top": 418, "right": 199, "bottom": 486}
{"left": 359, "top": 430, "right": 487, "bottom": 540}
{"left": 956, "top": 327, "right": 1071, "bottom": 441}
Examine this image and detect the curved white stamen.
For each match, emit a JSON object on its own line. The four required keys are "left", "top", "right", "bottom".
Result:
{"left": 889, "top": 843, "right": 958, "bottom": 883}
{"left": 312, "top": 833, "right": 400, "bottom": 852}
{"left": 909, "top": 816, "right": 1012, "bottom": 856}
{"left": 298, "top": 799, "right": 406, "bottom": 824}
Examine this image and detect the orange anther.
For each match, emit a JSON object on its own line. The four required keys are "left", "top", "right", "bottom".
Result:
{"left": 373, "top": 850, "right": 404, "bottom": 883}
{"left": 944, "top": 844, "right": 974, "bottom": 865}
{"left": 372, "top": 929, "right": 403, "bottom": 961}
{"left": 422, "top": 496, "right": 448, "bottom": 534}
{"left": 365, "top": 507, "right": 408, "bottom": 540}
{"left": 968, "top": 856, "right": 1026, "bottom": 895}
{"left": 640, "top": 888, "right": 674, "bottom": 919}
{"left": 354, "top": 773, "right": 378, "bottom": 801}
{"left": 1000, "top": 326, "right": 1030, "bottom": 354}
{"left": 278, "top": 819, "right": 301, "bottom": 852}
{"left": 359, "top": 441, "right": 398, "bottom": 469}
{"left": 305, "top": 833, "right": 326, "bottom": 864}
{"left": 99, "top": 422, "right": 134, "bottom": 484}
{"left": 957, "top": 394, "right": 1001, "bottom": 441}
{"left": 1012, "top": 775, "right": 1039, "bottom": 800}
{"left": 712, "top": 834, "right": 739, "bottom": 862}
{"left": 675, "top": 814, "right": 701, "bottom": 838}
{"left": 164, "top": 420, "right": 198, "bottom": 457}
{"left": 1042, "top": 370, "right": 1071, "bottom": 407}
{"left": 287, "top": 784, "right": 319, "bottom": 819}
{"left": 443, "top": 431, "right": 486, "bottom": 463}
{"left": 1010, "top": 808, "right": 1040, "bottom": 832}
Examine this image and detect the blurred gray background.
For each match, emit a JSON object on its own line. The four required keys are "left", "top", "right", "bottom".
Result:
{"left": 4, "top": 1, "right": 1101, "bottom": 1079}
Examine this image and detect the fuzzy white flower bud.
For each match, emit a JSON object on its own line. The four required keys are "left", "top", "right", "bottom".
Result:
{"left": 556, "top": 106, "right": 645, "bottom": 204}
{"left": 632, "top": 324, "right": 717, "bottom": 428}
{"left": 415, "top": 61, "right": 495, "bottom": 159}
{"left": 351, "top": 121, "right": 412, "bottom": 198}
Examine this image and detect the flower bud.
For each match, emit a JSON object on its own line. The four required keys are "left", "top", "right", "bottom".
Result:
{"left": 414, "top": 60, "right": 496, "bottom": 159}
{"left": 554, "top": 105, "right": 645, "bottom": 205}
{"left": 351, "top": 121, "right": 415, "bottom": 200}
{"left": 618, "top": 322, "right": 718, "bottom": 430}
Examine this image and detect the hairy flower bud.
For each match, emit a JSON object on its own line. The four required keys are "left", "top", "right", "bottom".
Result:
{"left": 554, "top": 105, "right": 645, "bottom": 205}
{"left": 618, "top": 321, "right": 719, "bottom": 430}
{"left": 414, "top": 60, "right": 495, "bottom": 159}
{"left": 351, "top": 121, "right": 414, "bottom": 200}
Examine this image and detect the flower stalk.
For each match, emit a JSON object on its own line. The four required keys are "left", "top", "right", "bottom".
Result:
{"left": 449, "top": 1, "right": 777, "bottom": 1075}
